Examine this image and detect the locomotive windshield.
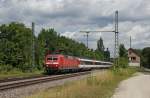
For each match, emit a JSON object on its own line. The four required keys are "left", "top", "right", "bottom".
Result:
{"left": 47, "top": 57, "right": 52, "bottom": 60}
{"left": 53, "top": 58, "right": 58, "bottom": 60}
{"left": 47, "top": 57, "right": 58, "bottom": 61}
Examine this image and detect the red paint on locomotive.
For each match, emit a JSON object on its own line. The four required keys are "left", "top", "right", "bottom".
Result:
{"left": 44, "top": 54, "right": 80, "bottom": 71}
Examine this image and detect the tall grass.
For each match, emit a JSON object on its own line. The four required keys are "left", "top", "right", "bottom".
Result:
{"left": 27, "top": 68, "right": 137, "bottom": 98}
{"left": 0, "top": 68, "right": 43, "bottom": 79}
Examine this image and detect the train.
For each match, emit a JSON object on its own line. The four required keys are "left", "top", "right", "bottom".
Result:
{"left": 44, "top": 54, "right": 113, "bottom": 73}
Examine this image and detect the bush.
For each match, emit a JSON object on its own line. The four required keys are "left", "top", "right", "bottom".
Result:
{"left": 113, "top": 57, "right": 129, "bottom": 69}
{"left": 0, "top": 64, "right": 13, "bottom": 72}
{"left": 19, "top": 63, "right": 32, "bottom": 72}
{"left": 118, "top": 57, "right": 129, "bottom": 68}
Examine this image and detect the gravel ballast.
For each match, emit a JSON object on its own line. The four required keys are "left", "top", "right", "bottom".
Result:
{"left": 0, "top": 74, "right": 89, "bottom": 98}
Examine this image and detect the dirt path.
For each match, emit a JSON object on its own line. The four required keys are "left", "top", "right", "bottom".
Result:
{"left": 112, "top": 73, "right": 150, "bottom": 98}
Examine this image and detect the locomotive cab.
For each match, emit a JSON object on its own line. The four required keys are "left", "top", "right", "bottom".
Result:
{"left": 45, "top": 55, "right": 60, "bottom": 70}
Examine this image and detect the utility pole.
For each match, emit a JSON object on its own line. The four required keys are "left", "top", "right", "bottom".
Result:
{"left": 130, "top": 36, "right": 131, "bottom": 48}
{"left": 114, "top": 11, "right": 119, "bottom": 67}
{"left": 85, "top": 32, "right": 89, "bottom": 48}
{"left": 32, "top": 22, "right": 35, "bottom": 68}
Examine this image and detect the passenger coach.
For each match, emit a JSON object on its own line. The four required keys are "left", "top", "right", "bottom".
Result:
{"left": 79, "top": 58, "right": 112, "bottom": 69}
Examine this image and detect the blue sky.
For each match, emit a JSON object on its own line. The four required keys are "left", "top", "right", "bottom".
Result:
{"left": 0, "top": 0, "right": 150, "bottom": 56}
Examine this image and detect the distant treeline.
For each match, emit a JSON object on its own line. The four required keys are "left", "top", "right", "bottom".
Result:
{"left": 0, "top": 22, "right": 110, "bottom": 72}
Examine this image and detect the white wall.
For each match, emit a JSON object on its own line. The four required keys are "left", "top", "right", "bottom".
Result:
{"left": 129, "top": 62, "right": 140, "bottom": 67}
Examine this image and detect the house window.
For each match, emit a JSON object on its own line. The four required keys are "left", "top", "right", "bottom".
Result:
{"left": 133, "top": 57, "right": 136, "bottom": 60}
{"left": 131, "top": 57, "right": 136, "bottom": 61}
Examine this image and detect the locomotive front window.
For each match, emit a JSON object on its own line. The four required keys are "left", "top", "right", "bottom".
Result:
{"left": 53, "top": 58, "right": 58, "bottom": 60}
{"left": 47, "top": 57, "right": 58, "bottom": 61}
{"left": 47, "top": 57, "right": 53, "bottom": 60}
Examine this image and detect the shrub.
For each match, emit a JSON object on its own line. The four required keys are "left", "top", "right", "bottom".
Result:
{"left": 0, "top": 64, "right": 13, "bottom": 72}
{"left": 118, "top": 57, "right": 129, "bottom": 68}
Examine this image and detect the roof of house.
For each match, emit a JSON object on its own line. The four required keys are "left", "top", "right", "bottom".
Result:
{"left": 128, "top": 48, "right": 141, "bottom": 57}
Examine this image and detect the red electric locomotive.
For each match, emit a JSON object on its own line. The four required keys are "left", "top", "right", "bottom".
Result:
{"left": 44, "top": 54, "right": 80, "bottom": 73}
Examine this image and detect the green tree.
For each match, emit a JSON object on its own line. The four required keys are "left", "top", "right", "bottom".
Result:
{"left": 119, "top": 44, "right": 127, "bottom": 57}
{"left": 118, "top": 57, "right": 129, "bottom": 68}
{"left": 141, "top": 47, "right": 150, "bottom": 68}
{"left": 97, "top": 37, "right": 105, "bottom": 52}
{"left": 104, "top": 48, "right": 110, "bottom": 61}
{"left": 118, "top": 44, "right": 128, "bottom": 68}
{"left": 37, "top": 28, "right": 58, "bottom": 66}
{"left": 0, "top": 22, "right": 34, "bottom": 71}
{"left": 0, "top": 22, "right": 107, "bottom": 72}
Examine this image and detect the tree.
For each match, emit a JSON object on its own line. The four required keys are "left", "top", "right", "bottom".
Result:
{"left": 97, "top": 37, "right": 105, "bottom": 52}
{"left": 119, "top": 44, "right": 127, "bottom": 57}
{"left": 0, "top": 22, "right": 106, "bottom": 72}
{"left": 104, "top": 48, "right": 110, "bottom": 61}
{"left": 37, "top": 28, "right": 58, "bottom": 66}
{"left": 141, "top": 47, "right": 150, "bottom": 68}
{"left": 0, "top": 22, "right": 34, "bottom": 71}
{"left": 118, "top": 44, "right": 128, "bottom": 68}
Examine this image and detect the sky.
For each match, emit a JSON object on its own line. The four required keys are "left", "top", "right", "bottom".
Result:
{"left": 0, "top": 0, "right": 150, "bottom": 56}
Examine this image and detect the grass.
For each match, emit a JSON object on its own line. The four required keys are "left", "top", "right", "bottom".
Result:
{"left": 26, "top": 67, "right": 137, "bottom": 98}
{"left": 0, "top": 69, "right": 43, "bottom": 79}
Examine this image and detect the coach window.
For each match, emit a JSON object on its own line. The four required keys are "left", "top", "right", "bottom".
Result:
{"left": 81, "top": 61, "right": 85, "bottom": 65}
{"left": 85, "top": 61, "right": 89, "bottom": 65}
{"left": 102, "top": 63, "right": 105, "bottom": 65}
{"left": 86, "top": 61, "right": 92, "bottom": 65}
{"left": 89, "top": 61, "right": 93, "bottom": 65}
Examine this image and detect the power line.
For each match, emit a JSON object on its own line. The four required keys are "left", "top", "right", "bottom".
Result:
{"left": 80, "top": 11, "right": 119, "bottom": 66}
{"left": 80, "top": 30, "right": 114, "bottom": 48}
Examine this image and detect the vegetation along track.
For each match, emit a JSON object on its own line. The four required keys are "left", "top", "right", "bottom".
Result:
{"left": 0, "top": 71, "right": 91, "bottom": 91}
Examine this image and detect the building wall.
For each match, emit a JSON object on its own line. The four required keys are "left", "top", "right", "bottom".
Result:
{"left": 129, "top": 62, "right": 140, "bottom": 67}
{"left": 128, "top": 49, "right": 140, "bottom": 67}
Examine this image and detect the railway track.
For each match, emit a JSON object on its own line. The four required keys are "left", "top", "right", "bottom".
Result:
{"left": 0, "top": 75, "right": 47, "bottom": 83}
{"left": 0, "top": 71, "right": 91, "bottom": 91}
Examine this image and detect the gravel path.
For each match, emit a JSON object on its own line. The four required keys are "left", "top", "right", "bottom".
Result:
{"left": 112, "top": 73, "right": 150, "bottom": 98}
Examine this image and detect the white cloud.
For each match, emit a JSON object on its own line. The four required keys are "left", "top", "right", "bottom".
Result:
{"left": 61, "top": 31, "right": 76, "bottom": 38}
{"left": 0, "top": 0, "right": 150, "bottom": 56}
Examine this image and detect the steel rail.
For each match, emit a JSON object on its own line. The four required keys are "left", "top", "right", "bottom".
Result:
{"left": 0, "top": 71, "right": 91, "bottom": 91}
{"left": 0, "top": 75, "right": 47, "bottom": 83}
